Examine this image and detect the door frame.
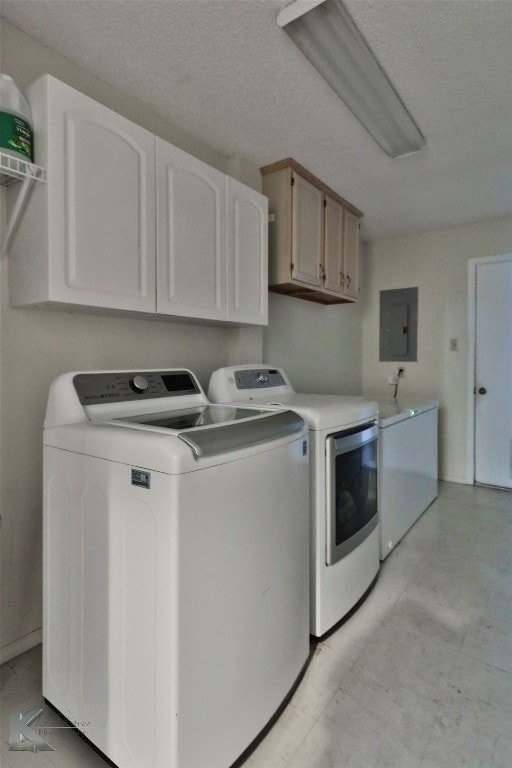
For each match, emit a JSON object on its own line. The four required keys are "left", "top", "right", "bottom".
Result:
{"left": 466, "top": 252, "right": 512, "bottom": 484}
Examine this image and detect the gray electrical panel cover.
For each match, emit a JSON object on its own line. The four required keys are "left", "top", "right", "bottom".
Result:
{"left": 380, "top": 287, "right": 418, "bottom": 362}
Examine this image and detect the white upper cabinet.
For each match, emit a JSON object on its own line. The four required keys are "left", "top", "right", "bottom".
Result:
{"left": 9, "top": 75, "right": 156, "bottom": 312}
{"left": 226, "top": 177, "right": 268, "bottom": 325}
{"left": 156, "top": 139, "right": 226, "bottom": 321}
{"left": 9, "top": 75, "right": 268, "bottom": 326}
{"left": 156, "top": 141, "right": 268, "bottom": 325}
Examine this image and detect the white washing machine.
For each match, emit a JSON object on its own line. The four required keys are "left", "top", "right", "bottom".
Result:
{"left": 43, "top": 368, "right": 311, "bottom": 768}
{"left": 208, "top": 365, "right": 380, "bottom": 640}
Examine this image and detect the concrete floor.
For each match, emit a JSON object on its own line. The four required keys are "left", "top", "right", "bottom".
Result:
{"left": 2, "top": 481, "right": 512, "bottom": 768}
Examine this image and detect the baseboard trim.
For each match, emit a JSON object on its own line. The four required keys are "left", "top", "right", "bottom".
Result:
{"left": 1, "top": 628, "right": 42, "bottom": 665}
{"left": 439, "top": 475, "right": 470, "bottom": 485}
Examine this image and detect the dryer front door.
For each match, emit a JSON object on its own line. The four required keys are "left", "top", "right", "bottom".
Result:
{"left": 326, "top": 422, "right": 378, "bottom": 565}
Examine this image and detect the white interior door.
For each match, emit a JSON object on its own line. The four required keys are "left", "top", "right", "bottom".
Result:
{"left": 474, "top": 257, "right": 512, "bottom": 488}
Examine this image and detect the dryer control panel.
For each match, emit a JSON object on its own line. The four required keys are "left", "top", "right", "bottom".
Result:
{"left": 207, "top": 365, "right": 294, "bottom": 403}
{"left": 234, "top": 368, "right": 286, "bottom": 390}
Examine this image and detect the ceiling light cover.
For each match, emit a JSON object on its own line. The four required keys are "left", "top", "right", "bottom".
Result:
{"left": 278, "top": 0, "right": 426, "bottom": 158}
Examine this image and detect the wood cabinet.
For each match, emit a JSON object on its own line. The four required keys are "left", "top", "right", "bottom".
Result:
{"left": 261, "top": 158, "right": 362, "bottom": 304}
{"left": 9, "top": 75, "right": 268, "bottom": 326}
{"left": 323, "top": 195, "right": 344, "bottom": 294}
{"left": 343, "top": 209, "right": 360, "bottom": 300}
{"left": 291, "top": 173, "right": 324, "bottom": 288}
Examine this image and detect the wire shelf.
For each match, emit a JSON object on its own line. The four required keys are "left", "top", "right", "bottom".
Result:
{"left": 0, "top": 151, "right": 47, "bottom": 256}
{"left": 0, "top": 151, "right": 46, "bottom": 188}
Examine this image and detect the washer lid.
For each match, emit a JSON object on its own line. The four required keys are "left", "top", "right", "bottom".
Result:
{"left": 178, "top": 410, "right": 304, "bottom": 457}
{"left": 118, "top": 404, "right": 263, "bottom": 430}
{"left": 113, "top": 405, "right": 304, "bottom": 457}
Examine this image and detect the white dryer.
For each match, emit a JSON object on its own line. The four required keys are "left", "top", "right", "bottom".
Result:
{"left": 43, "top": 368, "right": 310, "bottom": 768}
{"left": 208, "top": 365, "right": 380, "bottom": 639}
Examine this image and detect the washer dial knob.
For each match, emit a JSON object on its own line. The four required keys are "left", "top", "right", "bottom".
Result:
{"left": 130, "top": 375, "right": 149, "bottom": 394}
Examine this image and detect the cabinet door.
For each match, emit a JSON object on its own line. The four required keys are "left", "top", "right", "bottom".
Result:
{"left": 226, "top": 178, "right": 268, "bottom": 325}
{"left": 291, "top": 172, "right": 323, "bottom": 287}
{"left": 156, "top": 139, "right": 227, "bottom": 320}
{"left": 343, "top": 209, "right": 360, "bottom": 299}
{"left": 47, "top": 77, "right": 156, "bottom": 312}
{"left": 323, "top": 196, "right": 344, "bottom": 294}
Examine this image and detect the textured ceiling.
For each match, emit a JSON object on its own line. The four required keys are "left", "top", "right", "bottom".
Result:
{"left": 1, "top": 0, "right": 511, "bottom": 240}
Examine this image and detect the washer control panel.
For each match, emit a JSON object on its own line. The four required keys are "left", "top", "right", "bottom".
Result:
{"left": 129, "top": 375, "right": 150, "bottom": 394}
{"left": 73, "top": 370, "right": 200, "bottom": 405}
{"left": 234, "top": 369, "right": 286, "bottom": 390}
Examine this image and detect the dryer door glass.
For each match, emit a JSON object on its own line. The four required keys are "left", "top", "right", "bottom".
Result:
{"left": 326, "top": 423, "right": 378, "bottom": 565}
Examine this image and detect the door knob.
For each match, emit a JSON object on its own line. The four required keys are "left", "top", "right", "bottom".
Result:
{"left": 478, "top": 387, "right": 487, "bottom": 395}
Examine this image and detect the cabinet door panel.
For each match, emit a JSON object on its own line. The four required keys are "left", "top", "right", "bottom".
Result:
{"left": 48, "top": 78, "right": 156, "bottom": 311}
{"left": 343, "top": 209, "right": 360, "bottom": 299}
{"left": 156, "top": 140, "right": 226, "bottom": 320}
{"left": 227, "top": 178, "right": 268, "bottom": 325}
{"left": 292, "top": 173, "right": 323, "bottom": 287}
{"left": 323, "top": 196, "right": 344, "bottom": 294}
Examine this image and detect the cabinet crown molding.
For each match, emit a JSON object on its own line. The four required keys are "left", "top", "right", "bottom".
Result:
{"left": 260, "top": 157, "right": 363, "bottom": 219}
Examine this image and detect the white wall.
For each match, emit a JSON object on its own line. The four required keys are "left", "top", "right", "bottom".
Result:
{"left": 0, "top": 19, "right": 265, "bottom": 661}
{"left": 264, "top": 293, "right": 363, "bottom": 394}
{"left": 361, "top": 215, "right": 512, "bottom": 483}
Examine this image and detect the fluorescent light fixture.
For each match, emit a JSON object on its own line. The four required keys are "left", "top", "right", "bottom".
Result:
{"left": 277, "top": 0, "right": 426, "bottom": 158}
